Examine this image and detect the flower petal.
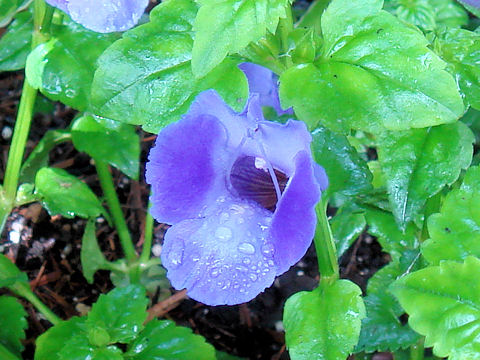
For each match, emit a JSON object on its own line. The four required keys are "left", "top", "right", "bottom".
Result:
{"left": 66, "top": 0, "right": 148, "bottom": 33}
{"left": 45, "top": 0, "right": 68, "bottom": 12}
{"left": 269, "top": 151, "right": 321, "bottom": 274}
{"left": 161, "top": 196, "right": 277, "bottom": 305}
{"left": 146, "top": 114, "right": 229, "bottom": 224}
{"left": 238, "top": 62, "right": 293, "bottom": 116}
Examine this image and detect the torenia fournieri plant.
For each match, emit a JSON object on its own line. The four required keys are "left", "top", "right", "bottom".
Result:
{"left": 1, "top": 0, "right": 480, "bottom": 359}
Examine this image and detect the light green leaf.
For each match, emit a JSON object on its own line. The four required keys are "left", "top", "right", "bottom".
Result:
{"left": 436, "top": 28, "right": 480, "bottom": 110}
{"left": 72, "top": 115, "right": 139, "bottom": 179}
{"left": 422, "top": 166, "right": 480, "bottom": 264}
{"left": 377, "top": 122, "right": 474, "bottom": 228}
{"left": 0, "top": 10, "right": 33, "bottom": 71}
{"left": 90, "top": 0, "right": 248, "bottom": 134}
{"left": 284, "top": 280, "right": 365, "bottom": 360}
{"left": 125, "top": 320, "right": 216, "bottom": 359}
{"left": 86, "top": 285, "right": 148, "bottom": 343}
{"left": 0, "top": 254, "right": 28, "bottom": 288}
{"left": 331, "top": 204, "right": 366, "bottom": 258}
{"left": 0, "top": 296, "right": 27, "bottom": 356}
{"left": 279, "top": 0, "right": 464, "bottom": 133}
{"left": 192, "top": 0, "right": 292, "bottom": 77}
{"left": 80, "top": 220, "right": 110, "bottom": 284}
{"left": 364, "top": 207, "right": 419, "bottom": 259}
{"left": 312, "top": 126, "right": 373, "bottom": 198}
{"left": 26, "top": 20, "right": 118, "bottom": 110}
{"left": 35, "top": 167, "right": 104, "bottom": 219}
{"left": 391, "top": 256, "right": 480, "bottom": 360}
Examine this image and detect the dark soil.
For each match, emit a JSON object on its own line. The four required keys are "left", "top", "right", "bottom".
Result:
{"left": 0, "top": 73, "right": 390, "bottom": 360}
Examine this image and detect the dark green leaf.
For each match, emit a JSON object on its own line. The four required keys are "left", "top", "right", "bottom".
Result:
{"left": 35, "top": 167, "right": 104, "bottom": 219}
{"left": 364, "top": 207, "right": 419, "bottom": 260}
{"left": 35, "top": 317, "right": 88, "bottom": 360}
{"left": 26, "top": 21, "right": 118, "bottom": 110}
{"left": 90, "top": 0, "right": 248, "bottom": 134}
{"left": 279, "top": 0, "right": 464, "bottom": 133}
{"left": 391, "top": 256, "right": 480, "bottom": 360}
{"left": 0, "top": 10, "right": 32, "bottom": 71}
{"left": 80, "top": 220, "right": 109, "bottom": 284}
{"left": 284, "top": 280, "right": 365, "bottom": 360}
{"left": 0, "top": 0, "right": 28, "bottom": 27}
{"left": 58, "top": 337, "right": 123, "bottom": 360}
{"left": 0, "top": 296, "right": 27, "bottom": 356}
{"left": 422, "top": 166, "right": 480, "bottom": 264}
{"left": 312, "top": 126, "right": 373, "bottom": 198}
{"left": 377, "top": 122, "right": 474, "bottom": 228}
{"left": 331, "top": 204, "right": 366, "bottom": 258}
{"left": 0, "top": 254, "right": 28, "bottom": 288}
{"left": 436, "top": 28, "right": 480, "bottom": 110}
{"left": 125, "top": 320, "right": 216, "bottom": 359}
{"left": 20, "top": 129, "right": 71, "bottom": 184}
{"left": 192, "top": 0, "right": 292, "bottom": 77}
{"left": 72, "top": 115, "right": 139, "bottom": 179}
{"left": 357, "top": 256, "right": 421, "bottom": 353}
{"left": 86, "top": 285, "right": 148, "bottom": 343}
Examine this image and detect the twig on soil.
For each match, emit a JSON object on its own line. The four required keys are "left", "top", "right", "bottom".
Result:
{"left": 146, "top": 289, "right": 187, "bottom": 322}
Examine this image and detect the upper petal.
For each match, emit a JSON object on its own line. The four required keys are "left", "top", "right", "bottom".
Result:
{"left": 45, "top": 0, "right": 68, "bottom": 12}
{"left": 66, "top": 0, "right": 148, "bottom": 33}
{"left": 269, "top": 150, "right": 322, "bottom": 274}
{"left": 161, "top": 195, "right": 277, "bottom": 305}
{"left": 146, "top": 114, "right": 229, "bottom": 224}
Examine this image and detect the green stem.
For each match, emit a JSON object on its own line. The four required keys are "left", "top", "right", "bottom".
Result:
{"left": 0, "top": 343, "right": 21, "bottom": 360}
{"left": 314, "top": 197, "right": 339, "bottom": 285}
{"left": 11, "top": 283, "right": 61, "bottom": 325}
{"left": 139, "top": 202, "right": 154, "bottom": 264}
{"left": 410, "top": 337, "right": 425, "bottom": 360}
{"left": 278, "top": 5, "right": 294, "bottom": 68}
{"left": 95, "top": 160, "right": 137, "bottom": 262}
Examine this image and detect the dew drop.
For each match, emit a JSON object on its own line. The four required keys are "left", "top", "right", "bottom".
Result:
{"left": 215, "top": 226, "right": 232, "bottom": 241}
{"left": 210, "top": 268, "right": 220, "bottom": 278}
{"left": 242, "top": 258, "right": 251, "bottom": 265}
{"left": 235, "top": 265, "right": 248, "bottom": 272}
{"left": 238, "top": 242, "right": 255, "bottom": 255}
{"left": 249, "top": 273, "right": 258, "bottom": 282}
{"left": 261, "top": 243, "right": 274, "bottom": 256}
{"left": 219, "top": 212, "right": 230, "bottom": 223}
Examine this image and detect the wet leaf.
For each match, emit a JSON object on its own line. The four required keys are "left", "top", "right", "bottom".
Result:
{"left": 0, "top": 296, "right": 27, "bottom": 356}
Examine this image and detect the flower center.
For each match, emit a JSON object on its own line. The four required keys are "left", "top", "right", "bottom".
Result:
{"left": 229, "top": 156, "right": 288, "bottom": 211}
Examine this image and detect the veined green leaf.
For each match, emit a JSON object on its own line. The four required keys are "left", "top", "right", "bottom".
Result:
{"left": 0, "top": 296, "right": 27, "bottom": 356}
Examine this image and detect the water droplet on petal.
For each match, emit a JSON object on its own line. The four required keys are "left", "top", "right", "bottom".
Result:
{"left": 215, "top": 226, "right": 232, "bottom": 241}
{"left": 210, "top": 268, "right": 220, "bottom": 278}
{"left": 261, "top": 243, "right": 274, "bottom": 256}
{"left": 238, "top": 242, "right": 255, "bottom": 255}
{"left": 242, "top": 258, "right": 251, "bottom": 265}
{"left": 249, "top": 273, "right": 258, "bottom": 282}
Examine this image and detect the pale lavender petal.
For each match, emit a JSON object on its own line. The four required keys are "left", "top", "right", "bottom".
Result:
{"left": 161, "top": 196, "right": 277, "bottom": 305}
{"left": 458, "top": 0, "right": 480, "bottom": 7}
{"left": 45, "top": 0, "right": 68, "bottom": 12}
{"left": 239, "top": 62, "right": 293, "bottom": 116}
{"left": 269, "top": 151, "right": 321, "bottom": 274}
{"left": 66, "top": 0, "right": 148, "bottom": 33}
{"left": 145, "top": 114, "right": 229, "bottom": 224}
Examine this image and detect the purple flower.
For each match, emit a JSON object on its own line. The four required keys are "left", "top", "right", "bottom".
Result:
{"left": 146, "top": 63, "right": 328, "bottom": 305}
{"left": 458, "top": 0, "right": 480, "bottom": 7}
{"left": 45, "top": 0, "right": 149, "bottom": 33}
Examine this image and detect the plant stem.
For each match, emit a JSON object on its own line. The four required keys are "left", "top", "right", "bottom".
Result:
{"left": 278, "top": 5, "right": 294, "bottom": 68}
{"left": 95, "top": 160, "right": 137, "bottom": 262}
{"left": 11, "top": 283, "right": 61, "bottom": 325}
{"left": 313, "top": 197, "right": 339, "bottom": 285}
{"left": 0, "top": 343, "right": 21, "bottom": 360}
{"left": 410, "top": 337, "right": 425, "bottom": 360}
{"left": 139, "top": 202, "right": 154, "bottom": 264}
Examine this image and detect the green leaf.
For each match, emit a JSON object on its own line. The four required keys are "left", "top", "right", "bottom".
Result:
{"left": 279, "top": 0, "right": 464, "bottom": 133}
{"left": 125, "top": 320, "right": 216, "bottom": 359}
{"left": 0, "top": 296, "right": 27, "bottom": 356}
{"left": 428, "top": 0, "right": 468, "bottom": 28}
{"left": 364, "top": 207, "right": 419, "bottom": 259}
{"left": 0, "top": 0, "right": 28, "bottom": 27}
{"left": 0, "top": 9, "right": 32, "bottom": 71}
{"left": 436, "top": 28, "right": 480, "bottom": 110}
{"left": 377, "top": 122, "right": 474, "bottom": 228}
{"left": 26, "top": 20, "right": 118, "bottom": 110}
{"left": 72, "top": 115, "right": 139, "bottom": 179}
{"left": 331, "top": 204, "right": 366, "bottom": 258}
{"left": 312, "top": 126, "right": 373, "bottom": 198}
{"left": 422, "top": 166, "right": 480, "bottom": 264}
{"left": 35, "top": 167, "right": 104, "bottom": 219}
{"left": 80, "top": 220, "right": 110, "bottom": 284}
{"left": 357, "top": 255, "right": 421, "bottom": 353}
{"left": 20, "top": 129, "right": 71, "bottom": 184}
{"left": 284, "top": 280, "right": 365, "bottom": 360}
{"left": 86, "top": 285, "right": 148, "bottom": 343}
{"left": 90, "top": 0, "right": 248, "bottom": 134}
{"left": 391, "top": 256, "right": 480, "bottom": 360}
{"left": 35, "top": 317, "right": 88, "bottom": 360}
{"left": 0, "top": 254, "right": 28, "bottom": 288}
{"left": 58, "top": 337, "right": 123, "bottom": 360}
{"left": 192, "top": 0, "right": 292, "bottom": 77}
